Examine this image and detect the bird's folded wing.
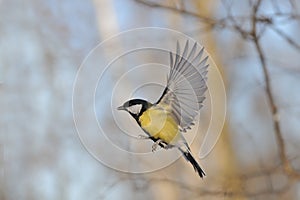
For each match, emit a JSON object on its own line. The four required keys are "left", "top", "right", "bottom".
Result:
{"left": 156, "top": 40, "right": 209, "bottom": 132}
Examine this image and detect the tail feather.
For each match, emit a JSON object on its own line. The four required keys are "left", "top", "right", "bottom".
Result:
{"left": 178, "top": 147, "right": 205, "bottom": 178}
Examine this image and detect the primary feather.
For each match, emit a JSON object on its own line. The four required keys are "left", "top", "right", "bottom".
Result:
{"left": 156, "top": 40, "right": 209, "bottom": 132}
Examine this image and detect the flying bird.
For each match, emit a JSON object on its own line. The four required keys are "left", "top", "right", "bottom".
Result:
{"left": 117, "top": 40, "right": 208, "bottom": 178}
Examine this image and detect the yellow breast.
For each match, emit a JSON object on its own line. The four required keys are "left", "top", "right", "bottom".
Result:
{"left": 139, "top": 106, "right": 179, "bottom": 144}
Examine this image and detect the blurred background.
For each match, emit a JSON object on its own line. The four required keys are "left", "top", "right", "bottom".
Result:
{"left": 2, "top": 0, "right": 300, "bottom": 199}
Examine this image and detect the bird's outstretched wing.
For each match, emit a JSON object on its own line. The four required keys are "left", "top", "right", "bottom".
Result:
{"left": 156, "top": 40, "right": 208, "bottom": 132}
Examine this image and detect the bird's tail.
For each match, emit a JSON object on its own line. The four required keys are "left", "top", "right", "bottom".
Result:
{"left": 178, "top": 147, "right": 205, "bottom": 178}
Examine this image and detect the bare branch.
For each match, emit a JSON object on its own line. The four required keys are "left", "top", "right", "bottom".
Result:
{"left": 135, "top": 0, "right": 222, "bottom": 27}
{"left": 250, "top": 0, "right": 300, "bottom": 180}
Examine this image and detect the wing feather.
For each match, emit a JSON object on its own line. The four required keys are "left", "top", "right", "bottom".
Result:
{"left": 156, "top": 40, "right": 209, "bottom": 132}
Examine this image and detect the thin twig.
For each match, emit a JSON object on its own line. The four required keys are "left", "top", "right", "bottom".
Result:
{"left": 269, "top": 25, "right": 300, "bottom": 51}
{"left": 135, "top": 0, "right": 221, "bottom": 27}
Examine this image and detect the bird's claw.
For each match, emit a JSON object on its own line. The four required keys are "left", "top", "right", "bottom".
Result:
{"left": 152, "top": 140, "right": 162, "bottom": 152}
{"left": 163, "top": 144, "right": 174, "bottom": 149}
{"left": 137, "top": 135, "right": 149, "bottom": 140}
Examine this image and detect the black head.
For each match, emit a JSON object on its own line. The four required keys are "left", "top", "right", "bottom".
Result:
{"left": 117, "top": 99, "right": 152, "bottom": 120}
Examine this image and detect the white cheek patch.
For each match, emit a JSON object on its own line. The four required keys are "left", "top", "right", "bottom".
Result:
{"left": 128, "top": 104, "right": 142, "bottom": 115}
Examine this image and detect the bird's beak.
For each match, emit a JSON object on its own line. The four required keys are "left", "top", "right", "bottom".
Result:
{"left": 117, "top": 105, "right": 125, "bottom": 111}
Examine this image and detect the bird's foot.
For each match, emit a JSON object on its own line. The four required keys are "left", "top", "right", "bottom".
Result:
{"left": 163, "top": 144, "right": 174, "bottom": 150}
{"left": 152, "top": 139, "right": 163, "bottom": 152}
{"left": 137, "top": 135, "right": 150, "bottom": 140}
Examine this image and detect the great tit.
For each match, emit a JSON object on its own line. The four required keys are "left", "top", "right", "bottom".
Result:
{"left": 117, "top": 40, "right": 208, "bottom": 178}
